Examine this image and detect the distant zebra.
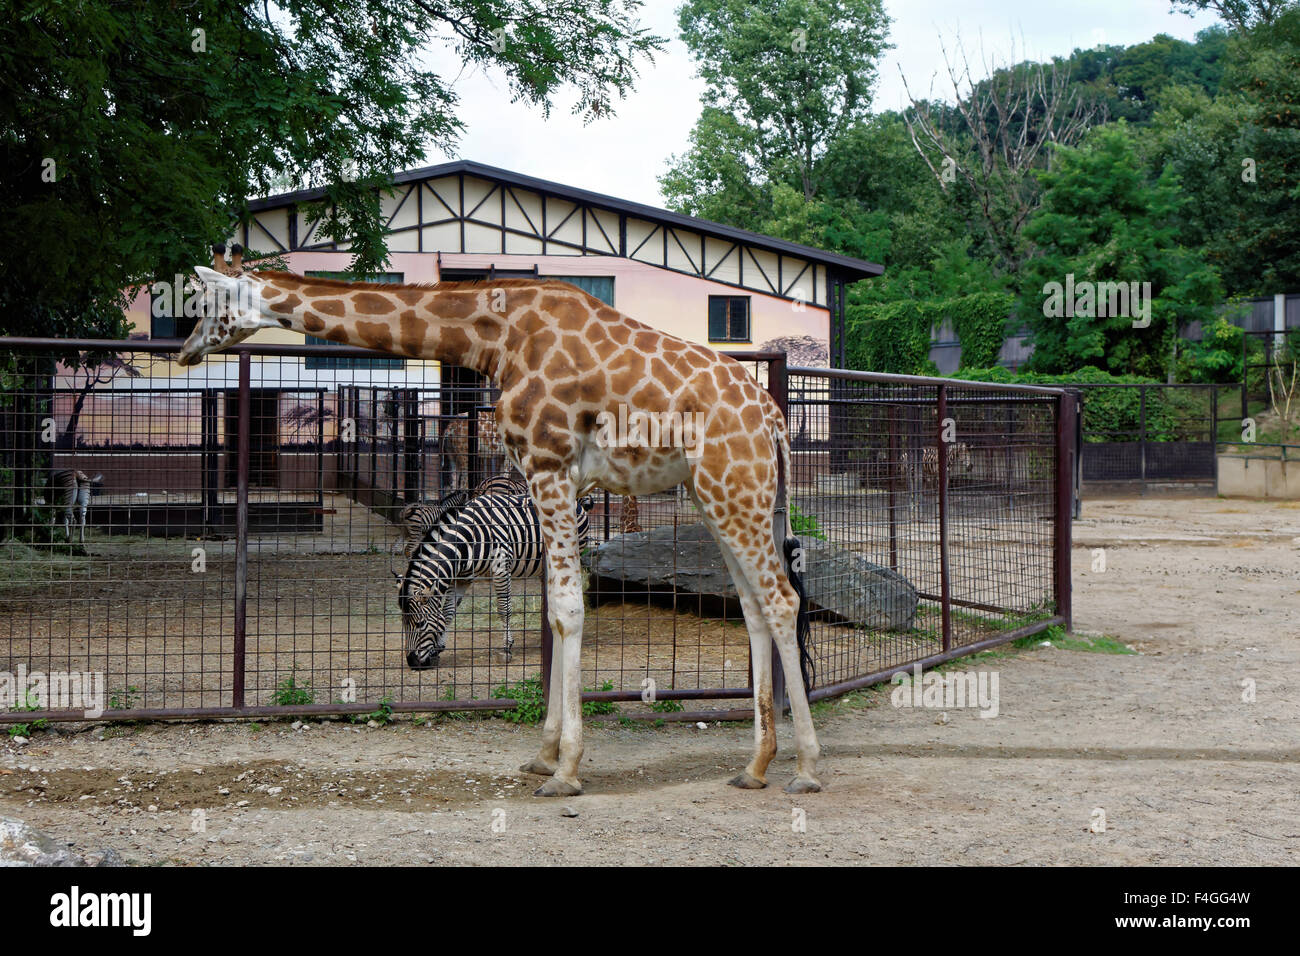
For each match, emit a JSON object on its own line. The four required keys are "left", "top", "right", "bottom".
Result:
{"left": 899, "top": 442, "right": 973, "bottom": 515}
{"left": 44, "top": 470, "right": 102, "bottom": 543}
{"left": 394, "top": 471, "right": 530, "bottom": 562}
{"left": 398, "top": 493, "right": 593, "bottom": 667}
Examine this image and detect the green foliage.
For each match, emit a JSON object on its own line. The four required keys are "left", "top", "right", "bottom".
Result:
{"left": 845, "top": 299, "right": 935, "bottom": 375}
{"left": 845, "top": 290, "right": 1012, "bottom": 375}
{"left": 492, "top": 676, "right": 547, "bottom": 725}
{"left": 650, "top": 698, "right": 685, "bottom": 713}
{"left": 108, "top": 686, "right": 140, "bottom": 711}
{"left": 582, "top": 681, "right": 619, "bottom": 717}
{"left": 951, "top": 365, "right": 1213, "bottom": 441}
{"left": 1019, "top": 123, "right": 1221, "bottom": 378}
{"left": 789, "top": 501, "right": 826, "bottom": 540}
{"left": 350, "top": 696, "right": 395, "bottom": 726}
{"left": 7, "top": 691, "right": 48, "bottom": 736}
{"left": 947, "top": 292, "right": 1016, "bottom": 370}
{"left": 1178, "top": 315, "right": 1245, "bottom": 383}
{"left": 271, "top": 665, "right": 315, "bottom": 708}
{"left": 675, "top": 0, "right": 890, "bottom": 201}
{"left": 0, "top": 1, "right": 662, "bottom": 337}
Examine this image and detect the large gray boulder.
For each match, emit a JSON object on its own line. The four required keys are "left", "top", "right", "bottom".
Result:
{"left": 0, "top": 816, "right": 122, "bottom": 867}
{"left": 584, "top": 523, "right": 917, "bottom": 631}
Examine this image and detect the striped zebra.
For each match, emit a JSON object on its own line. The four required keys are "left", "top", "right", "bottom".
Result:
{"left": 43, "top": 469, "right": 102, "bottom": 543}
{"left": 394, "top": 471, "right": 530, "bottom": 563}
{"left": 398, "top": 493, "right": 593, "bottom": 667}
{"left": 899, "top": 442, "right": 973, "bottom": 515}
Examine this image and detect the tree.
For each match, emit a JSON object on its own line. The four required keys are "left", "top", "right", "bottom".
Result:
{"left": 902, "top": 38, "right": 1099, "bottom": 274}
{"left": 0, "top": 0, "right": 663, "bottom": 340}
{"left": 1019, "top": 124, "right": 1221, "bottom": 379}
{"left": 1170, "top": 0, "right": 1293, "bottom": 31}
{"left": 666, "top": 0, "right": 890, "bottom": 210}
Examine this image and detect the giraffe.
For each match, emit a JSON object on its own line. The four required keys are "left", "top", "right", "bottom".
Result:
{"left": 619, "top": 494, "right": 642, "bottom": 534}
{"left": 177, "top": 256, "right": 823, "bottom": 796}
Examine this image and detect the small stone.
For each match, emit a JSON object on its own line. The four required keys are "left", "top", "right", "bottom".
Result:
{"left": 147, "top": 804, "right": 158, "bottom": 813}
{"left": 367, "top": 720, "right": 379, "bottom": 729}
{"left": 561, "top": 806, "right": 579, "bottom": 818}
{"left": 695, "top": 722, "right": 707, "bottom": 730}
{"left": 935, "top": 712, "right": 949, "bottom": 725}
{"left": 11, "top": 737, "right": 27, "bottom": 746}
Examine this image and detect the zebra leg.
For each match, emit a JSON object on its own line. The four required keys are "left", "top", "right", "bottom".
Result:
{"left": 435, "top": 585, "right": 470, "bottom": 655}
{"left": 492, "top": 550, "right": 514, "bottom": 662}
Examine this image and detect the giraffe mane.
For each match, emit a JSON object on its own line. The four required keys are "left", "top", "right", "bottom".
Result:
{"left": 251, "top": 272, "right": 577, "bottom": 293}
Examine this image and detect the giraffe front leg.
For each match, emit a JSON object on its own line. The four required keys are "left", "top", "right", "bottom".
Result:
{"left": 528, "top": 478, "right": 585, "bottom": 798}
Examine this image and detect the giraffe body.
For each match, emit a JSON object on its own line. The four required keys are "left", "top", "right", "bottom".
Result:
{"left": 179, "top": 261, "right": 823, "bottom": 796}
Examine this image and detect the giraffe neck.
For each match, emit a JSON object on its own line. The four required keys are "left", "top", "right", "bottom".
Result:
{"left": 256, "top": 273, "right": 513, "bottom": 378}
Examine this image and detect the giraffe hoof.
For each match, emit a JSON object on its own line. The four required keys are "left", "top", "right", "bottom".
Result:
{"left": 728, "top": 771, "right": 767, "bottom": 790}
{"left": 533, "top": 777, "right": 582, "bottom": 798}
{"left": 518, "top": 758, "right": 556, "bottom": 776}
{"left": 783, "top": 775, "right": 823, "bottom": 794}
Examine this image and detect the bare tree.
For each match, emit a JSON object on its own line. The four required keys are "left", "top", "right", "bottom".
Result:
{"left": 902, "top": 36, "right": 1099, "bottom": 273}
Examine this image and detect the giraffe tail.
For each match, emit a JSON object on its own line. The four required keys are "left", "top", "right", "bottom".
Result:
{"left": 775, "top": 413, "right": 814, "bottom": 691}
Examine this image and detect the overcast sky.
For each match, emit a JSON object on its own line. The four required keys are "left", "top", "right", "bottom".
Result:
{"left": 427, "top": 0, "right": 1222, "bottom": 207}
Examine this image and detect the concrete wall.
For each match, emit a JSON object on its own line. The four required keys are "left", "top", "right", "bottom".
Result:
{"left": 1217, "top": 455, "right": 1300, "bottom": 499}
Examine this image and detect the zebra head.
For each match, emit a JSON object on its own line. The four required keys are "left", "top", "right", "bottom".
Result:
{"left": 398, "top": 572, "right": 450, "bottom": 670}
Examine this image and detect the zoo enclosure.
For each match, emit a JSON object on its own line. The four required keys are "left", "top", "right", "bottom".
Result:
{"left": 1, "top": 337, "right": 1074, "bottom": 723}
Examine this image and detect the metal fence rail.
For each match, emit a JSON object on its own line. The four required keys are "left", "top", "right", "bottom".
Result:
{"left": 1, "top": 338, "right": 1072, "bottom": 723}
{"left": 1071, "top": 382, "right": 1225, "bottom": 488}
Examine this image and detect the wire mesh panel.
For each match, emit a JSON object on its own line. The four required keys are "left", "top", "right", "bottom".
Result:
{"left": 1, "top": 339, "right": 1070, "bottom": 723}
{"left": 789, "top": 370, "right": 1065, "bottom": 696}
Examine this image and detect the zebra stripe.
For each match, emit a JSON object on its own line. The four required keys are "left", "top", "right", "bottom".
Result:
{"left": 398, "top": 493, "right": 592, "bottom": 668}
{"left": 395, "top": 471, "right": 530, "bottom": 561}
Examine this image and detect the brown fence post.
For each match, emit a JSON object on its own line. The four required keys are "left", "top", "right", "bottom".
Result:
{"left": 768, "top": 352, "right": 790, "bottom": 712}
{"left": 1055, "top": 390, "right": 1078, "bottom": 631}
{"left": 937, "top": 385, "right": 952, "bottom": 653}
{"left": 232, "top": 349, "right": 251, "bottom": 709}
{"left": 888, "top": 403, "right": 898, "bottom": 571}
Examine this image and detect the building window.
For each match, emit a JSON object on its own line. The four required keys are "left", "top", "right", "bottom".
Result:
{"left": 708, "top": 295, "right": 750, "bottom": 343}
{"left": 304, "top": 271, "right": 406, "bottom": 370}
{"left": 541, "top": 275, "right": 615, "bottom": 307}
{"left": 150, "top": 288, "right": 199, "bottom": 340}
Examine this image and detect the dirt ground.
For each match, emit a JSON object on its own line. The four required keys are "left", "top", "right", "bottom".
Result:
{"left": 2, "top": 494, "right": 1298, "bottom": 866}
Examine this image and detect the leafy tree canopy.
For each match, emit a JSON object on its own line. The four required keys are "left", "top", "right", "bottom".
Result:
{"left": 0, "top": 0, "right": 662, "bottom": 338}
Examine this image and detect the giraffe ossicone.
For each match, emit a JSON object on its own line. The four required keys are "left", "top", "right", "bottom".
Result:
{"left": 178, "top": 257, "right": 823, "bottom": 796}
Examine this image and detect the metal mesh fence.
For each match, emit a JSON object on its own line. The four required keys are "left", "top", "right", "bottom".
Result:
{"left": 1, "top": 340, "right": 1071, "bottom": 722}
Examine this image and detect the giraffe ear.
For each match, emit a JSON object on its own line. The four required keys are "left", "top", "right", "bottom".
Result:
{"left": 194, "top": 265, "right": 233, "bottom": 287}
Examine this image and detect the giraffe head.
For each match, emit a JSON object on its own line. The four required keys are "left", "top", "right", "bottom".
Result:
{"left": 176, "top": 246, "right": 274, "bottom": 366}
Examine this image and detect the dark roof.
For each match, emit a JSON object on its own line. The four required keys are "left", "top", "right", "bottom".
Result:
{"left": 247, "top": 159, "right": 884, "bottom": 282}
